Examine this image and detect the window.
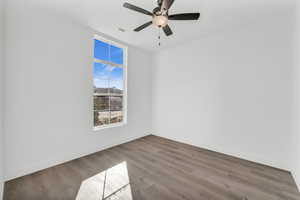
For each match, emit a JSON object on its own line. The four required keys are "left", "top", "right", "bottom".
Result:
{"left": 93, "top": 35, "right": 127, "bottom": 130}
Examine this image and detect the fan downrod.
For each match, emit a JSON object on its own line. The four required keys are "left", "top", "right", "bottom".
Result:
{"left": 157, "top": 0, "right": 163, "bottom": 7}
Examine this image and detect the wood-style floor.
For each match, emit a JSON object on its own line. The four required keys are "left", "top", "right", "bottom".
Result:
{"left": 4, "top": 135, "right": 300, "bottom": 200}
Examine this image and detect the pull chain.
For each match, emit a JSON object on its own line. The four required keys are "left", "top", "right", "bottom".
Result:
{"left": 158, "top": 27, "right": 161, "bottom": 46}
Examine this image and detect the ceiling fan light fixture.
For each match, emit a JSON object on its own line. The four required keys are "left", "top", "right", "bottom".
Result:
{"left": 123, "top": 0, "right": 200, "bottom": 37}
{"left": 153, "top": 15, "right": 168, "bottom": 27}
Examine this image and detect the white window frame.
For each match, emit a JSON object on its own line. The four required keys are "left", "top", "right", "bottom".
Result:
{"left": 93, "top": 34, "right": 128, "bottom": 131}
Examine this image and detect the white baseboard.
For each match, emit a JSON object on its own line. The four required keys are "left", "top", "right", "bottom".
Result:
{"left": 5, "top": 133, "right": 150, "bottom": 181}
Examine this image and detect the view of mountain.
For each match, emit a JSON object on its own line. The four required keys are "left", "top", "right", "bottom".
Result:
{"left": 94, "top": 87, "right": 123, "bottom": 94}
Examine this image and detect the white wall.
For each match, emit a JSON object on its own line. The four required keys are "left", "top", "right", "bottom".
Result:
{"left": 153, "top": 11, "right": 296, "bottom": 171}
{"left": 291, "top": 127, "right": 300, "bottom": 190}
{"left": 291, "top": 131, "right": 300, "bottom": 189}
{"left": 0, "top": 0, "right": 4, "bottom": 197}
{"left": 4, "top": 0, "right": 152, "bottom": 180}
{"left": 291, "top": 1, "right": 300, "bottom": 190}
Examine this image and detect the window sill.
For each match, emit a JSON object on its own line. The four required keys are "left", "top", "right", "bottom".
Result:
{"left": 93, "top": 122, "right": 126, "bottom": 132}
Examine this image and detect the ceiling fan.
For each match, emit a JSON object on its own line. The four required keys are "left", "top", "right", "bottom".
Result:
{"left": 123, "top": 0, "right": 200, "bottom": 37}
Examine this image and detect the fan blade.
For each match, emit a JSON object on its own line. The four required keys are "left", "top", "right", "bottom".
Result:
{"left": 134, "top": 21, "right": 153, "bottom": 32}
{"left": 169, "top": 13, "right": 200, "bottom": 20}
{"left": 161, "top": 0, "right": 175, "bottom": 11}
{"left": 123, "top": 3, "right": 153, "bottom": 16}
{"left": 163, "top": 25, "right": 173, "bottom": 36}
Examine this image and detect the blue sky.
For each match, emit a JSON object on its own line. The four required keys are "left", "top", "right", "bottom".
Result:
{"left": 94, "top": 39, "right": 124, "bottom": 90}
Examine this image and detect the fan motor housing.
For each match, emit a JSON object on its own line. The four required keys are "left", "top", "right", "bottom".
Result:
{"left": 153, "top": 7, "right": 161, "bottom": 15}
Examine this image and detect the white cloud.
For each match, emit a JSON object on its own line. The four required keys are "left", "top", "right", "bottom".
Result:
{"left": 105, "top": 65, "right": 115, "bottom": 72}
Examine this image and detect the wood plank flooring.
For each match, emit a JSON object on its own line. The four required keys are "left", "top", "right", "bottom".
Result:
{"left": 4, "top": 135, "right": 300, "bottom": 200}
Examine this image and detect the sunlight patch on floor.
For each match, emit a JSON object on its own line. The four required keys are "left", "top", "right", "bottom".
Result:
{"left": 76, "top": 162, "right": 133, "bottom": 200}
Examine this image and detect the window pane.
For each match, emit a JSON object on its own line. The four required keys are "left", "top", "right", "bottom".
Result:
{"left": 94, "top": 80, "right": 109, "bottom": 94}
{"left": 94, "top": 39, "right": 124, "bottom": 65}
{"left": 94, "top": 111, "right": 110, "bottom": 126}
{"left": 94, "top": 62, "right": 110, "bottom": 80}
{"left": 94, "top": 39, "right": 109, "bottom": 61}
{"left": 110, "top": 45, "right": 124, "bottom": 65}
{"left": 109, "top": 80, "right": 123, "bottom": 95}
{"left": 110, "top": 96, "right": 123, "bottom": 111}
{"left": 94, "top": 96, "right": 110, "bottom": 127}
{"left": 110, "top": 96, "right": 123, "bottom": 124}
{"left": 110, "top": 67, "right": 123, "bottom": 87}
{"left": 94, "top": 75, "right": 109, "bottom": 93}
{"left": 110, "top": 110, "right": 123, "bottom": 124}
{"left": 94, "top": 96, "right": 109, "bottom": 111}
{"left": 94, "top": 63, "right": 110, "bottom": 95}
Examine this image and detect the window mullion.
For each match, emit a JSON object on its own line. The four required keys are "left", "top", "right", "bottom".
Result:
{"left": 108, "top": 44, "right": 111, "bottom": 125}
{"left": 108, "top": 78, "right": 111, "bottom": 124}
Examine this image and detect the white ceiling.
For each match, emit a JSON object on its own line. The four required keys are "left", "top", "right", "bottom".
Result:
{"left": 32, "top": 0, "right": 296, "bottom": 51}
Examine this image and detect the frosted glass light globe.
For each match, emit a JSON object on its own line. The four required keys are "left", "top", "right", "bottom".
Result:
{"left": 153, "top": 15, "right": 168, "bottom": 27}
